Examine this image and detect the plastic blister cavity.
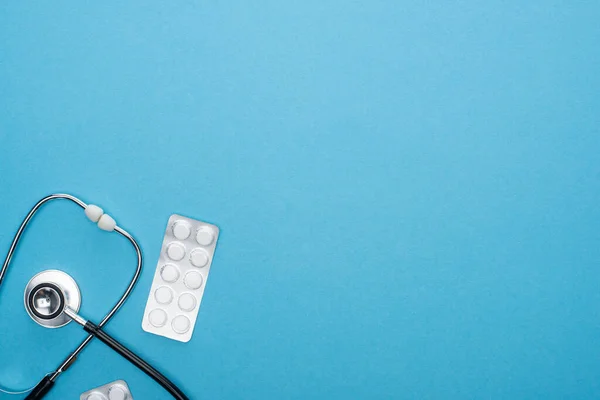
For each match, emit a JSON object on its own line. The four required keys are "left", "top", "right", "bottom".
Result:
{"left": 142, "top": 214, "right": 219, "bottom": 342}
{"left": 80, "top": 380, "right": 133, "bottom": 400}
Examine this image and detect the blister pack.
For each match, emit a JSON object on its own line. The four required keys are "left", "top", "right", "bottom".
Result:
{"left": 80, "top": 380, "right": 133, "bottom": 400}
{"left": 142, "top": 214, "right": 219, "bottom": 342}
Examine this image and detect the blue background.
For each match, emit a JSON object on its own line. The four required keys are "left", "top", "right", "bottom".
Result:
{"left": 1, "top": 1, "right": 599, "bottom": 399}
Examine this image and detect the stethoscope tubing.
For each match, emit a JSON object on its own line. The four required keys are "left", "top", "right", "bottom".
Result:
{"left": 0, "top": 194, "right": 142, "bottom": 394}
{"left": 82, "top": 318, "right": 189, "bottom": 400}
{"left": 27, "top": 303, "right": 190, "bottom": 400}
{"left": 51, "top": 226, "right": 143, "bottom": 380}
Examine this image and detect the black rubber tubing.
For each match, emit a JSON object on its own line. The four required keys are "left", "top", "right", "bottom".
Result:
{"left": 24, "top": 376, "right": 54, "bottom": 400}
{"left": 83, "top": 321, "right": 190, "bottom": 400}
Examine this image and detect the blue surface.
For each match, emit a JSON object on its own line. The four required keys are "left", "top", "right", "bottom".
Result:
{"left": 1, "top": 2, "right": 600, "bottom": 399}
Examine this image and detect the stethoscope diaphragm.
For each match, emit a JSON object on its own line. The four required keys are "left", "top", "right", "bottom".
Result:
{"left": 24, "top": 269, "right": 81, "bottom": 329}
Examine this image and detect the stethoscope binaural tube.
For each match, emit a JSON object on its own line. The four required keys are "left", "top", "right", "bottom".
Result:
{"left": 24, "top": 284, "right": 189, "bottom": 400}
{"left": 0, "top": 194, "right": 143, "bottom": 399}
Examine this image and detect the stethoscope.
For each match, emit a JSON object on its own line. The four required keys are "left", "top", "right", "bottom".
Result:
{"left": 0, "top": 194, "right": 190, "bottom": 400}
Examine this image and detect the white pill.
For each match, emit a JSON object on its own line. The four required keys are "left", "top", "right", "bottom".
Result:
{"left": 172, "top": 315, "right": 191, "bottom": 334}
{"left": 155, "top": 286, "right": 173, "bottom": 305}
{"left": 87, "top": 393, "right": 108, "bottom": 400}
{"left": 190, "top": 248, "right": 209, "bottom": 268}
{"left": 178, "top": 293, "right": 197, "bottom": 312}
{"left": 160, "top": 264, "right": 180, "bottom": 283}
{"left": 84, "top": 205, "right": 104, "bottom": 223}
{"left": 166, "top": 242, "right": 185, "bottom": 261}
{"left": 195, "top": 227, "right": 214, "bottom": 246}
{"left": 172, "top": 221, "right": 191, "bottom": 240}
{"left": 184, "top": 271, "right": 203, "bottom": 290}
{"left": 148, "top": 309, "right": 168, "bottom": 327}
{"left": 108, "top": 386, "right": 128, "bottom": 400}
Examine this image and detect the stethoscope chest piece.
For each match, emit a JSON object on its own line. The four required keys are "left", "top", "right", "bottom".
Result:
{"left": 24, "top": 269, "right": 81, "bottom": 328}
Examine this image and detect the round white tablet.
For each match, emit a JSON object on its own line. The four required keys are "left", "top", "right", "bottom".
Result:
{"left": 148, "top": 309, "right": 168, "bottom": 327}
{"left": 160, "top": 264, "right": 180, "bottom": 283}
{"left": 184, "top": 271, "right": 203, "bottom": 290}
{"left": 178, "top": 293, "right": 197, "bottom": 312}
{"left": 189, "top": 248, "right": 209, "bottom": 268}
{"left": 108, "top": 386, "right": 128, "bottom": 400}
{"left": 195, "top": 227, "right": 214, "bottom": 246}
{"left": 87, "top": 393, "right": 108, "bottom": 400}
{"left": 172, "top": 315, "right": 191, "bottom": 334}
{"left": 166, "top": 242, "right": 185, "bottom": 261}
{"left": 172, "top": 221, "right": 191, "bottom": 240}
{"left": 155, "top": 286, "right": 174, "bottom": 305}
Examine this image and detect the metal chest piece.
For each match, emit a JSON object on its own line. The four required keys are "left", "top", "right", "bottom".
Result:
{"left": 24, "top": 269, "right": 81, "bottom": 328}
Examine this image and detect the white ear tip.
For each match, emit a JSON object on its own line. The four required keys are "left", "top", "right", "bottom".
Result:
{"left": 85, "top": 205, "right": 104, "bottom": 223}
{"left": 98, "top": 214, "right": 116, "bottom": 231}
